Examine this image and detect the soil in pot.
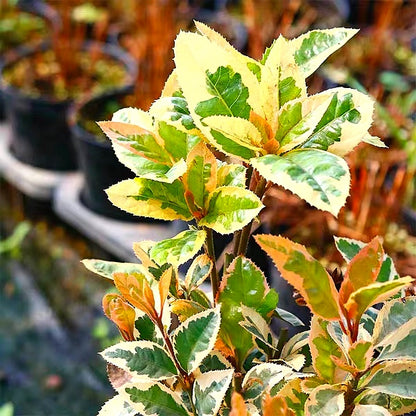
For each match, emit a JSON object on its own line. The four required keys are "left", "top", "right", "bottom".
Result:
{"left": 1, "top": 42, "right": 136, "bottom": 171}
{"left": 72, "top": 90, "right": 164, "bottom": 222}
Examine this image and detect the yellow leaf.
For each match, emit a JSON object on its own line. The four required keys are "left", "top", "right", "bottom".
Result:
{"left": 230, "top": 392, "right": 248, "bottom": 416}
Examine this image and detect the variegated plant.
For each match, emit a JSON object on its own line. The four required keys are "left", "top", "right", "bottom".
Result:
{"left": 82, "top": 23, "right": 416, "bottom": 415}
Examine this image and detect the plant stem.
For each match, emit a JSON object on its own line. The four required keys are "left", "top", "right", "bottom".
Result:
{"left": 237, "top": 176, "right": 267, "bottom": 256}
{"left": 204, "top": 227, "right": 220, "bottom": 302}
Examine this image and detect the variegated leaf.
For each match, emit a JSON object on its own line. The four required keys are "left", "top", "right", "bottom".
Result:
{"left": 373, "top": 297, "right": 416, "bottom": 346}
{"left": 218, "top": 256, "right": 279, "bottom": 365}
{"left": 375, "top": 316, "right": 416, "bottom": 362}
{"left": 112, "top": 107, "right": 154, "bottom": 130}
{"left": 106, "top": 179, "right": 192, "bottom": 221}
{"left": 344, "top": 277, "right": 413, "bottom": 323}
{"left": 97, "top": 394, "right": 136, "bottom": 416}
{"left": 289, "top": 28, "right": 358, "bottom": 77}
{"left": 357, "top": 390, "right": 416, "bottom": 415}
{"left": 98, "top": 121, "right": 172, "bottom": 165}
{"left": 352, "top": 404, "right": 392, "bottom": 415}
{"left": 122, "top": 382, "right": 189, "bottom": 416}
{"left": 242, "top": 363, "right": 293, "bottom": 400}
{"left": 274, "top": 307, "right": 305, "bottom": 327}
{"left": 171, "top": 299, "right": 206, "bottom": 322}
{"left": 185, "top": 254, "right": 213, "bottom": 290}
{"left": 339, "top": 237, "right": 384, "bottom": 304}
{"left": 360, "top": 361, "right": 416, "bottom": 399}
{"left": 202, "top": 116, "right": 264, "bottom": 159}
{"left": 274, "top": 378, "right": 307, "bottom": 415}
{"left": 82, "top": 259, "right": 145, "bottom": 280}
{"left": 251, "top": 150, "right": 350, "bottom": 216}
{"left": 173, "top": 305, "right": 221, "bottom": 374}
{"left": 101, "top": 341, "right": 177, "bottom": 381}
{"left": 149, "top": 229, "right": 206, "bottom": 268}
{"left": 183, "top": 142, "right": 217, "bottom": 211}
{"left": 281, "top": 331, "right": 309, "bottom": 359}
{"left": 262, "top": 394, "right": 295, "bottom": 416}
{"left": 305, "top": 384, "right": 345, "bottom": 416}
{"left": 240, "top": 305, "right": 278, "bottom": 356}
{"left": 193, "top": 369, "right": 234, "bottom": 416}
{"left": 199, "top": 186, "right": 263, "bottom": 234}
{"left": 216, "top": 162, "right": 246, "bottom": 188}
{"left": 348, "top": 340, "right": 373, "bottom": 371}
{"left": 334, "top": 237, "right": 399, "bottom": 282}
{"left": 255, "top": 235, "right": 341, "bottom": 320}
{"left": 309, "top": 316, "right": 348, "bottom": 383}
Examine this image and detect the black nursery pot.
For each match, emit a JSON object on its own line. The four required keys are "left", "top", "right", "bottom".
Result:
{"left": 1, "top": 42, "right": 137, "bottom": 171}
{"left": 70, "top": 90, "right": 137, "bottom": 221}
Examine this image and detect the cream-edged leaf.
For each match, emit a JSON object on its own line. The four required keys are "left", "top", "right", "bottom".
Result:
{"left": 101, "top": 341, "right": 177, "bottom": 381}
{"left": 173, "top": 305, "right": 221, "bottom": 374}
{"left": 122, "top": 382, "right": 190, "bottom": 416}
{"left": 199, "top": 186, "right": 263, "bottom": 234}
{"left": 251, "top": 149, "right": 350, "bottom": 216}
{"left": 289, "top": 28, "right": 359, "bottom": 77}
{"left": 106, "top": 179, "right": 192, "bottom": 221}
{"left": 97, "top": 394, "right": 136, "bottom": 416}
{"left": 82, "top": 259, "right": 145, "bottom": 280}
{"left": 150, "top": 229, "right": 206, "bottom": 268}
{"left": 352, "top": 405, "right": 391, "bottom": 416}
{"left": 305, "top": 384, "right": 345, "bottom": 416}
{"left": 193, "top": 369, "right": 234, "bottom": 416}
{"left": 185, "top": 254, "right": 213, "bottom": 290}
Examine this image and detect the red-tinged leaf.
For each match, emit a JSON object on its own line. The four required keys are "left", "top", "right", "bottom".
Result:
{"left": 256, "top": 234, "right": 341, "bottom": 320}
{"left": 113, "top": 272, "right": 157, "bottom": 320}
{"left": 348, "top": 340, "right": 373, "bottom": 371}
{"left": 107, "top": 363, "right": 133, "bottom": 391}
{"left": 339, "top": 238, "right": 384, "bottom": 305}
{"left": 158, "top": 267, "right": 172, "bottom": 316}
{"left": 230, "top": 392, "right": 248, "bottom": 416}
{"left": 102, "top": 294, "right": 136, "bottom": 341}
{"left": 263, "top": 393, "right": 295, "bottom": 416}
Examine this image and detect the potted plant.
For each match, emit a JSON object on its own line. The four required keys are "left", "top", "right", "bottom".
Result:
{"left": 0, "top": 2, "right": 136, "bottom": 171}
{"left": 0, "top": 0, "right": 48, "bottom": 120}
{"left": 83, "top": 23, "right": 416, "bottom": 415}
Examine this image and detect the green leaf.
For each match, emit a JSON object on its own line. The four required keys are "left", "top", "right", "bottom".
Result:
{"left": 0, "top": 403, "right": 14, "bottom": 416}
{"left": 305, "top": 384, "right": 345, "bottom": 416}
{"left": 101, "top": 341, "right": 177, "bottom": 381}
{"left": 97, "top": 395, "right": 136, "bottom": 416}
{"left": 216, "top": 163, "right": 246, "bottom": 188}
{"left": 290, "top": 28, "right": 358, "bottom": 77}
{"left": 123, "top": 382, "right": 189, "bottom": 416}
{"left": 361, "top": 361, "right": 416, "bottom": 400}
{"left": 82, "top": 259, "right": 145, "bottom": 280}
{"left": 373, "top": 297, "right": 416, "bottom": 346}
{"left": 198, "top": 352, "right": 232, "bottom": 373}
{"left": 349, "top": 341, "right": 373, "bottom": 371}
{"left": 255, "top": 235, "right": 341, "bottom": 320}
{"left": 174, "top": 306, "right": 221, "bottom": 374}
{"left": 218, "top": 256, "right": 278, "bottom": 366}
{"left": 199, "top": 186, "right": 263, "bottom": 234}
{"left": 185, "top": 254, "right": 213, "bottom": 290}
{"left": 134, "top": 310, "right": 162, "bottom": 344}
{"left": 251, "top": 150, "right": 350, "bottom": 216}
{"left": 242, "top": 363, "right": 293, "bottom": 400}
{"left": 193, "top": 369, "right": 234, "bottom": 416}
{"left": 106, "top": 179, "right": 192, "bottom": 221}
{"left": 208, "top": 129, "right": 258, "bottom": 160}
{"left": 309, "top": 316, "right": 347, "bottom": 383}
{"left": 150, "top": 229, "right": 206, "bottom": 268}
{"left": 194, "top": 66, "right": 251, "bottom": 119}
